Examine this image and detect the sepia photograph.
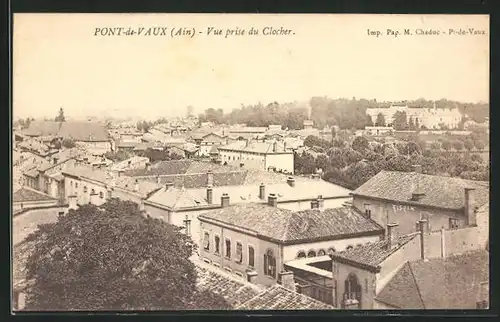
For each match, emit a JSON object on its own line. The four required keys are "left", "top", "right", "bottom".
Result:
{"left": 11, "top": 13, "right": 489, "bottom": 311}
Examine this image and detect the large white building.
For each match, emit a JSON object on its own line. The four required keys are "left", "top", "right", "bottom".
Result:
{"left": 218, "top": 140, "right": 294, "bottom": 174}
{"left": 366, "top": 104, "right": 463, "bottom": 129}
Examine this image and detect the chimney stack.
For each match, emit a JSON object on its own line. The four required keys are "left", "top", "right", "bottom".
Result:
{"left": 386, "top": 223, "right": 398, "bottom": 250}
{"left": 277, "top": 271, "right": 296, "bottom": 291}
{"left": 317, "top": 195, "right": 324, "bottom": 209}
{"left": 207, "top": 170, "right": 214, "bottom": 187}
{"left": 221, "top": 193, "right": 230, "bottom": 207}
{"left": 259, "top": 183, "right": 266, "bottom": 200}
{"left": 165, "top": 182, "right": 174, "bottom": 190}
{"left": 53, "top": 158, "right": 58, "bottom": 165}
{"left": 287, "top": 176, "right": 295, "bottom": 187}
{"left": 206, "top": 186, "right": 213, "bottom": 204}
{"left": 310, "top": 200, "right": 319, "bottom": 210}
{"left": 268, "top": 193, "right": 278, "bottom": 207}
{"left": 418, "top": 219, "right": 428, "bottom": 260}
{"left": 464, "top": 187, "right": 476, "bottom": 226}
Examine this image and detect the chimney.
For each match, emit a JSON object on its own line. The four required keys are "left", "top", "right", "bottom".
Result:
{"left": 207, "top": 170, "right": 214, "bottom": 187}
{"left": 134, "top": 179, "right": 139, "bottom": 192}
{"left": 418, "top": 219, "right": 428, "bottom": 260}
{"left": 259, "top": 183, "right": 266, "bottom": 200}
{"left": 317, "top": 195, "right": 324, "bottom": 209}
{"left": 278, "top": 271, "right": 296, "bottom": 291}
{"left": 310, "top": 200, "right": 319, "bottom": 210}
{"left": 68, "top": 195, "right": 78, "bottom": 210}
{"left": 221, "top": 193, "right": 230, "bottom": 207}
{"left": 465, "top": 187, "right": 476, "bottom": 226}
{"left": 268, "top": 193, "right": 278, "bottom": 207}
{"left": 206, "top": 186, "right": 213, "bottom": 204}
{"left": 287, "top": 176, "right": 295, "bottom": 187}
{"left": 165, "top": 182, "right": 174, "bottom": 190}
{"left": 386, "top": 223, "right": 398, "bottom": 250}
{"left": 53, "top": 158, "right": 58, "bottom": 165}
{"left": 183, "top": 214, "right": 191, "bottom": 237}
{"left": 247, "top": 270, "right": 258, "bottom": 284}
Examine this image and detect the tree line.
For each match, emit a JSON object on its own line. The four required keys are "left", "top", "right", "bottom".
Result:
{"left": 295, "top": 131, "right": 489, "bottom": 190}
{"left": 197, "top": 97, "right": 489, "bottom": 130}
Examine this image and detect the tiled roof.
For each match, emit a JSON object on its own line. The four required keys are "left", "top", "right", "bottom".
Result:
{"left": 147, "top": 177, "right": 351, "bottom": 209}
{"left": 198, "top": 204, "right": 383, "bottom": 244}
{"left": 23, "top": 121, "right": 109, "bottom": 142}
{"left": 331, "top": 233, "right": 418, "bottom": 271}
{"left": 352, "top": 171, "right": 489, "bottom": 210}
{"left": 218, "top": 141, "right": 291, "bottom": 154}
{"left": 375, "top": 250, "right": 489, "bottom": 309}
{"left": 228, "top": 127, "right": 268, "bottom": 134}
{"left": 13, "top": 187, "right": 57, "bottom": 203}
{"left": 237, "top": 285, "right": 334, "bottom": 310}
{"left": 124, "top": 160, "right": 239, "bottom": 177}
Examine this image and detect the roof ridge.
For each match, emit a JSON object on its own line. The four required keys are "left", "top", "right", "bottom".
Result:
{"left": 407, "top": 261, "right": 426, "bottom": 309}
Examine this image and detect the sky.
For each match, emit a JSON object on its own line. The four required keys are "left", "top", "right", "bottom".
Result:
{"left": 13, "top": 14, "right": 489, "bottom": 120}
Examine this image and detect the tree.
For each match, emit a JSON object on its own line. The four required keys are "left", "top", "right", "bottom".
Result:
{"left": 61, "top": 138, "right": 76, "bottom": 149}
{"left": 415, "top": 118, "right": 420, "bottom": 130}
{"left": 55, "top": 108, "right": 66, "bottom": 122}
{"left": 22, "top": 199, "right": 224, "bottom": 310}
{"left": 392, "top": 111, "right": 408, "bottom": 130}
{"left": 365, "top": 114, "right": 374, "bottom": 127}
{"left": 352, "top": 136, "right": 369, "bottom": 154}
{"left": 441, "top": 140, "right": 452, "bottom": 151}
{"left": 453, "top": 140, "right": 464, "bottom": 151}
{"left": 474, "top": 140, "right": 485, "bottom": 151}
{"left": 375, "top": 113, "right": 386, "bottom": 127}
{"left": 464, "top": 139, "right": 474, "bottom": 151}
{"left": 430, "top": 141, "right": 441, "bottom": 150}
{"left": 105, "top": 150, "right": 132, "bottom": 162}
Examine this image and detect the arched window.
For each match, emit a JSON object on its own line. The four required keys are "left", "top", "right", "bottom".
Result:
{"left": 307, "top": 250, "right": 316, "bottom": 258}
{"left": 83, "top": 186, "right": 87, "bottom": 193}
{"left": 296, "top": 251, "right": 306, "bottom": 259}
{"left": 263, "top": 249, "right": 276, "bottom": 278}
{"left": 318, "top": 249, "right": 326, "bottom": 256}
{"left": 327, "top": 248, "right": 336, "bottom": 255}
{"left": 344, "top": 273, "right": 362, "bottom": 303}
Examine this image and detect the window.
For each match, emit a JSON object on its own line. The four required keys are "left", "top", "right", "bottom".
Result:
{"left": 70, "top": 181, "right": 73, "bottom": 187}
{"left": 327, "top": 248, "right": 336, "bottom": 255}
{"left": 263, "top": 249, "right": 276, "bottom": 278}
{"left": 203, "top": 232, "right": 210, "bottom": 251}
{"left": 83, "top": 186, "right": 87, "bottom": 193}
{"left": 344, "top": 273, "right": 362, "bottom": 302}
{"left": 91, "top": 188, "right": 95, "bottom": 194}
{"left": 307, "top": 250, "right": 316, "bottom": 257}
{"left": 225, "top": 238, "right": 231, "bottom": 259}
{"left": 449, "top": 218, "right": 459, "bottom": 229}
{"left": 235, "top": 242, "right": 243, "bottom": 263}
{"left": 75, "top": 182, "right": 79, "bottom": 188}
{"left": 248, "top": 246, "right": 255, "bottom": 267}
{"left": 297, "top": 251, "right": 307, "bottom": 259}
{"left": 318, "top": 249, "right": 326, "bottom": 256}
{"left": 214, "top": 235, "right": 220, "bottom": 254}
{"left": 99, "top": 191, "right": 104, "bottom": 199}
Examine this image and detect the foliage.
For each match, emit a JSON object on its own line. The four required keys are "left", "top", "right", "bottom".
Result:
{"left": 137, "top": 121, "right": 153, "bottom": 133}
{"left": 375, "top": 113, "right": 386, "bottom": 127}
{"left": 441, "top": 140, "right": 452, "bottom": 151}
{"left": 105, "top": 150, "right": 133, "bottom": 162}
{"left": 62, "top": 139, "right": 76, "bottom": 149}
{"left": 392, "top": 111, "right": 408, "bottom": 130}
{"left": 474, "top": 140, "right": 485, "bottom": 151}
{"left": 352, "top": 136, "right": 369, "bottom": 154}
{"left": 23, "top": 199, "right": 220, "bottom": 310}
{"left": 55, "top": 108, "right": 66, "bottom": 122}
{"left": 452, "top": 140, "right": 464, "bottom": 151}
{"left": 138, "top": 148, "right": 183, "bottom": 163}
{"left": 304, "top": 135, "right": 331, "bottom": 150}
{"left": 464, "top": 139, "right": 475, "bottom": 151}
